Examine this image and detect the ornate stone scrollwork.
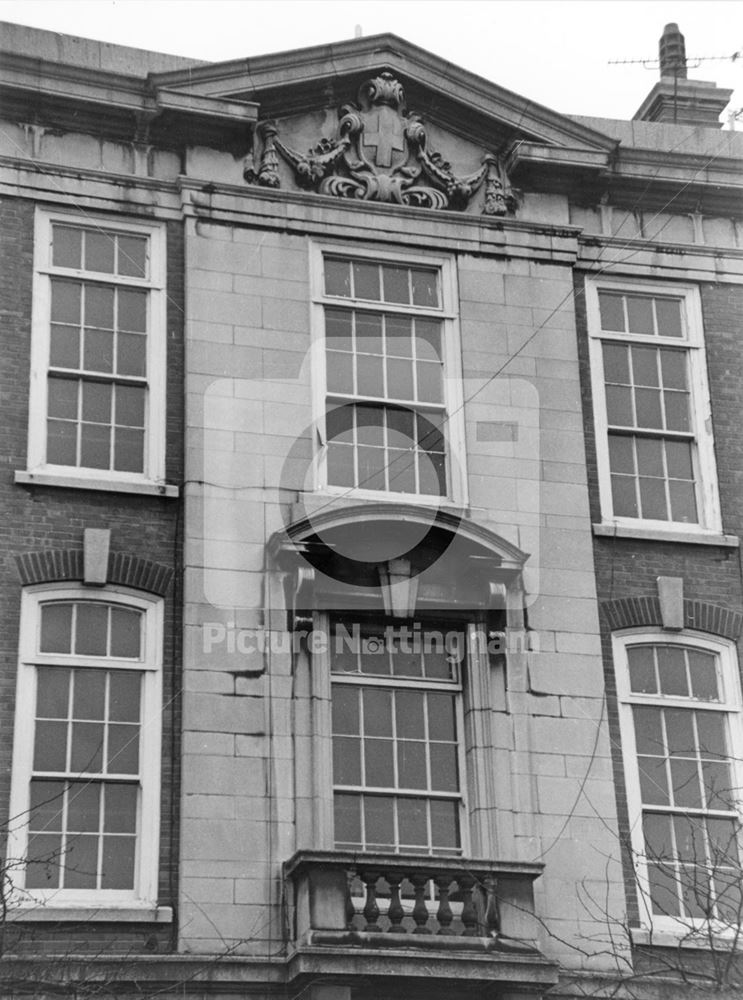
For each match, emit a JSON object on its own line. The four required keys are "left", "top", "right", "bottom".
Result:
{"left": 244, "top": 72, "right": 518, "bottom": 215}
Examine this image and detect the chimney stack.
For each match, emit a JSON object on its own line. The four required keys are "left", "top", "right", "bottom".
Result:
{"left": 634, "top": 23, "right": 732, "bottom": 127}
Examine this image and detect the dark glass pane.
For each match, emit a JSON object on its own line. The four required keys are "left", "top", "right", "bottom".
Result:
{"left": 101, "top": 835, "right": 136, "bottom": 889}
{"left": 608, "top": 435, "right": 635, "bottom": 475}
{"left": 357, "top": 407, "right": 385, "bottom": 444}
{"left": 80, "top": 422, "right": 111, "bottom": 469}
{"left": 635, "top": 388, "right": 663, "bottom": 428}
{"left": 680, "top": 866, "right": 711, "bottom": 919}
{"left": 696, "top": 711, "right": 726, "bottom": 757}
{"left": 425, "top": 645, "right": 455, "bottom": 680}
{"left": 387, "top": 450, "right": 416, "bottom": 492}
{"left": 387, "top": 407, "right": 415, "bottom": 446}
{"left": 82, "top": 381, "right": 111, "bottom": 423}
{"left": 639, "top": 477, "right": 667, "bottom": 520}
{"left": 418, "top": 450, "right": 446, "bottom": 495}
{"left": 357, "top": 354, "right": 384, "bottom": 396}
{"left": 52, "top": 226, "right": 83, "bottom": 269}
{"left": 51, "top": 281, "right": 81, "bottom": 324}
{"left": 390, "top": 634, "right": 422, "bottom": 677}
{"left": 355, "top": 312, "right": 383, "bottom": 355}
{"left": 46, "top": 419, "right": 77, "bottom": 465}
{"left": 352, "top": 261, "right": 380, "bottom": 300}
{"left": 110, "top": 611, "right": 142, "bottom": 660}
{"left": 364, "top": 738, "right": 394, "bottom": 787}
{"left": 669, "top": 481, "right": 697, "bottom": 523}
{"left": 416, "top": 360, "right": 443, "bottom": 403}
{"left": 664, "top": 391, "right": 690, "bottom": 432}
{"left": 427, "top": 693, "right": 456, "bottom": 741}
{"left": 116, "top": 332, "right": 147, "bottom": 377}
{"left": 64, "top": 833, "right": 99, "bottom": 888}
{"left": 33, "top": 721, "right": 68, "bottom": 771}
{"left": 672, "top": 814, "right": 702, "bottom": 863}
{"left": 107, "top": 723, "right": 139, "bottom": 773}
{"left": 382, "top": 266, "right": 409, "bottom": 304}
{"left": 363, "top": 688, "right": 392, "bottom": 737}
{"left": 40, "top": 605, "right": 73, "bottom": 655}
{"left": 334, "top": 793, "right": 362, "bottom": 847}
{"left": 665, "top": 706, "right": 695, "bottom": 754}
{"left": 75, "top": 604, "right": 108, "bottom": 656}
{"left": 713, "top": 870, "right": 743, "bottom": 924}
{"left": 603, "top": 343, "right": 630, "bottom": 383}
{"left": 85, "top": 285, "right": 114, "bottom": 329}
{"left": 665, "top": 440, "right": 693, "bottom": 480}
{"left": 325, "top": 307, "right": 352, "bottom": 349}
{"left": 411, "top": 269, "right": 438, "bottom": 307}
{"left": 104, "top": 783, "right": 138, "bottom": 833}
{"left": 327, "top": 442, "right": 355, "bottom": 487}
{"left": 385, "top": 313, "right": 413, "bottom": 356}
{"left": 29, "top": 779, "right": 65, "bottom": 832}
{"left": 357, "top": 445, "right": 386, "bottom": 491}
{"left": 707, "top": 818, "right": 739, "bottom": 866}
{"left": 114, "top": 428, "right": 145, "bottom": 473}
{"left": 632, "top": 347, "right": 659, "bottom": 386}
{"left": 25, "top": 833, "right": 62, "bottom": 888}
{"left": 325, "top": 258, "right": 351, "bottom": 297}
{"left": 397, "top": 797, "right": 428, "bottom": 848}
{"left": 633, "top": 706, "right": 664, "bottom": 755}
{"left": 117, "top": 235, "right": 147, "bottom": 278}
{"left": 611, "top": 474, "right": 638, "bottom": 517}
{"left": 605, "top": 385, "right": 633, "bottom": 426}
{"left": 66, "top": 781, "right": 100, "bottom": 832}
{"left": 83, "top": 328, "right": 114, "bottom": 373}
{"left": 670, "top": 757, "right": 702, "bottom": 808}
{"left": 430, "top": 743, "right": 458, "bottom": 792}
{"left": 397, "top": 740, "right": 427, "bottom": 789}
{"left": 84, "top": 230, "right": 115, "bottom": 273}
{"left": 701, "top": 760, "right": 732, "bottom": 810}
{"left": 333, "top": 736, "right": 361, "bottom": 785}
{"left": 636, "top": 437, "right": 664, "bottom": 476}
{"left": 626, "top": 296, "right": 655, "bottom": 335}
{"left": 628, "top": 646, "right": 657, "bottom": 694}
{"left": 638, "top": 756, "right": 669, "bottom": 805}
{"left": 48, "top": 377, "right": 78, "bottom": 419}
{"left": 417, "top": 413, "right": 444, "bottom": 453}
{"left": 118, "top": 289, "right": 147, "bottom": 333}
{"left": 689, "top": 653, "right": 719, "bottom": 703}
{"left": 327, "top": 350, "right": 354, "bottom": 393}
{"left": 359, "top": 628, "right": 390, "bottom": 671}
{"left": 70, "top": 721, "right": 104, "bottom": 772}
{"left": 387, "top": 358, "right": 414, "bottom": 400}
{"left": 73, "top": 668, "right": 106, "bottom": 720}
{"left": 643, "top": 813, "right": 673, "bottom": 861}
{"left": 325, "top": 403, "right": 354, "bottom": 442}
{"left": 50, "top": 325, "right": 81, "bottom": 368}
{"left": 430, "top": 799, "right": 459, "bottom": 850}
{"left": 658, "top": 648, "right": 688, "bottom": 697}
{"left": 36, "top": 666, "right": 71, "bottom": 718}
{"left": 655, "top": 298, "right": 683, "bottom": 338}
{"left": 109, "top": 671, "right": 141, "bottom": 722}
{"left": 660, "top": 349, "right": 687, "bottom": 389}
{"left": 415, "top": 319, "right": 442, "bottom": 362}
{"left": 598, "top": 291, "right": 625, "bottom": 331}
{"left": 396, "top": 690, "right": 425, "bottom": 738}
{"left": 364, "top": 795, "right": 395, "bottom": 848}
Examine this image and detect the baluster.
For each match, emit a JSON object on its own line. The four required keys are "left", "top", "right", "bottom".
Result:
{"left": 484, "top": 875, "right": 500, "bottom": 936}
{"left": 411, "top": 874, "right": 431, "bottom": 934}
{"left": 435, "top": 876, "right": 455, "bottom": 935}
{"left": 345, "top": 871, "right": 357, "bottom": 930}
{"left": 362, "top": 871, "right": 381, "bottom": 932}
{"left": 459, "top": 875, "right": 478, "bottom": 936}
{"left": 387, "top": 873, "right": 405, "bottom": 933}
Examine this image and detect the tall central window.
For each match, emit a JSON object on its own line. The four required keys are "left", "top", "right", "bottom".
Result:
{"left": 314, "top": 247, "right": 463, "bottom": 501}
{"left": 331, "top": 619, "right": 464, "bottom": 855}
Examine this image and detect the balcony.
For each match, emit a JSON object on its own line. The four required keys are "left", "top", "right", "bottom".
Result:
{"left": 283, "top": 851, "right": 559, "bottom": 998}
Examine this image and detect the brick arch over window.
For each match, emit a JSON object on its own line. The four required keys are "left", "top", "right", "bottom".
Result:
{"left": 601, "top": 596, "right": 742, "bottom": 641}
{"left": 15, "top": 549, "right": 172, "bottom": 596}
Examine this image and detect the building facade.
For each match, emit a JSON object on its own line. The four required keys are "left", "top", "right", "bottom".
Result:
{"left": 0, "top": 20, "right": 741, "bottom": 999}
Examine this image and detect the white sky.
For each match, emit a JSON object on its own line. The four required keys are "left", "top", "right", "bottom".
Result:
{"left": 0, "top": 0, "right": 741, "bottom": 122}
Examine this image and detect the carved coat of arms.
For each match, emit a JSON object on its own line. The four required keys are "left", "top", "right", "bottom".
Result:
{"left": 245, "top": 73, "right": 517, "bottom": 215}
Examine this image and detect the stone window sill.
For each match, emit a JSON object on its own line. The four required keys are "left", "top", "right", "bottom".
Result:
{"left": 631, "top": 926, "right": 738, "bottom": 950}
{"left": 6, "top": 905, "right": 173, "bottom": 923}
{"left": 593, "top": 523, "right": 739, "bottom": 547}
{"left": 15, "top": 470, "right": 179, "bottom": 498}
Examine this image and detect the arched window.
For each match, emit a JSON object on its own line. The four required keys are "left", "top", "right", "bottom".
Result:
{"left": 614, "top": 631, "right": 743, "bottom": 936}
{"left": 8, "top": 586, "right": 163, "bottom": 909}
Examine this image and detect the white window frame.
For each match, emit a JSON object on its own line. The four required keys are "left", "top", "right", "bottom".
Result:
{"left": 310, "top": 242, "right": 468, "bottom": 506}
{"left": 25, "top": 208, "right": 167, "bottom": 491}
{"left": 7, "top": 585, "right": 163, "bottom": 911}
{"left": 587, "top": 277, "right": 721, "bottom": 534}
{"left": 614, "top": 629, "right": 743, "bottom": 939}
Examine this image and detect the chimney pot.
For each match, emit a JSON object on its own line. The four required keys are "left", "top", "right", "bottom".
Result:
{"left": 659, "top": 22, "right": 687, "bottom": 79}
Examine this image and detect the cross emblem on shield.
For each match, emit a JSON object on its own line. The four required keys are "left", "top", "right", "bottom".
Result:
{"left": 362, "top": 106, "right": 405, "bottom": 168}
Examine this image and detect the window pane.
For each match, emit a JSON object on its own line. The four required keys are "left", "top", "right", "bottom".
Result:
{"left": 33, "top": 721, "right": 68, "bottom": 771}
{"left": 73, "top": 668, "right": 106, "bottom": 720}
{"left": 636, "top": 437, "right": 663, "bottom": 476}
{"left": 80, "top": 422, "right": 111, "bottom": 469}
{"left": 660, "top": 350, "right": 687, "bottom": 389}
{"left": 355, "top": 312, "right": 383, "bottom": 357}
{"left": 364, "top": 795, "right": 395, "bottom": 848}
{"left": 117, "top": 235, "right": 147, "bottom": 278}
{"left": 669, "top": 481, "right": 697, "bottom": 523}
{"left": 101, "top": 835, "right": 136, "bottom": 889}
{"left": 75, "top": 604, "right": 108, "bottom": 656}
{"left": 696, "top": 712, "right": 726, "bottom": 757}
{"left": 53, "top": 226, "right": 83, "bottom": 269}
{"left": 333, "top": 689, "right": 361, "bottom": 736}
{"left": 643, "top": 812, "right": 673, "bottom": 861}
{"left": 387, "top": 358, "right": 414, "bottom": 400}
{"left": 364, "top": 689, "right": 392, "bottom": 737}
{"left": 117, "top": 332, "right": 147, "bottom": 377}
{"left": 110, "top": 610, "right": 142, "bottom": 660}
{"left": 701, "top": 760, "right": 732, "bottom": 810}
{"left": 598, "top": 292, "right": 624, "bottom": 331}
{"left": 648, "top": 862, "right": 681, "bottom": 916}
{"left": 327, "top": 351, "right": 353, "bottom": 393}
{"left": 109, "top": 671, "right": 141, "bottom": 722}
{"left": 334, "top": 793, "right": 361, "bottom": 847}
{"left": 427, "top": 693, "right": 456, "bottom": 741}
{"left": 415, "top": 319, "right": 441, "bottom": 361}
{"left": 603, "top": 342, "right": 630, "bottom": 383}
{"left": 104, "top": 783, "right": 138, "bottom": 833}
{"left": 25, "top": 833, "right": 63, "bottom": 888}
{"left": 382, "top": 266, "right": 409, "bottom": 304}
{"left": 628, "top": 646, "right": 657, "bottom": 694}
{"left": 605, "top": 385, "right": 633, "bottom": 426}
{"left": 626, "top": 296, "right": 654, "bottom": 336}
{"left": 82, "top": 381, "right": 112, "bottom": 423}
{"left": 29, "top": 779, "right": 65, "bottom": 832}
{"left": 64, "top": 833, "right": 98, "bottom": 888}
{"left": 663, "top": 391, "right": 690, "bottom": 432}
{"left": 611, "top": 474, "right": 638, "bottom": 517}
{"left": 665, "top": 440, "right": 693, "bottom": 479}
{"left": 634, "top": 388, "right": 663, "bottom": 428}
{"left": 334, "top": 736, "right": 361, "bottom": 785}
{"left": 665, "top": 707, "right": 695, "bottom": 754}
{"left": 638, "top": 756, "right": 669, "bottom": 805}
{"left": 657, "top": 648, "right": 688, "bottom": 697}
{"left": 411, "top": 269, "right": 438, "bottom": 307}
{"left": 364, "top": 738, "right": 394, "bottom": 787}
{"left": 638, "top": 477, "right": 667, "bottom": 520}
{"left": 40, "top": 605, "right": 73, "bottom": 654}
{"left": 70, "top": 721, "right": 104, "bottom": 772}
{"left": 47, "top": 378, "right": 78, "bottom": 419}
{"left": 357, "top": 354, "right": 384, "bottom": 397}
{"left": 430, "top": 744, "right": 458, "bottom": 792}
{"left": 325, "top": 258, "right": 351, "bottom": 297}
{"left": 84, "top": 230, "right": 116, "bottom": 273}
{"left": 85, "top": 285, "right": 115, "bottom": 329}
{"left": 327, "top": 442, "right": 355, "bottom": 487}
{"left": 51, "top": 281, "right": 81, "bottom": 324}
{"left": 83, "top": 328, "right": 114, "bottom": 373}
{"left": 325, "top": 307, "right": 352, "bottom": 349}
{"left": 397, "top": 741, "right": 427, "bottom": 789}
{"left": 118, "top": 289, "right": 147, "bottom": 333}
{"left": 114, "top": 428, "right": 145, "bottom": 473}
{"left": 655, "top": 298, "right": 683, "bottom": 338}
{"left": 670, "top": 757, "right": 702, "bottom": 808}
{"left": 107, "top": 723, "right": 139, "bottom": 773}
{"left": 633, "top": 706, "right": 663, "bottom": 755}
{"left": 36, "top": 666, "right": 71, "bottom": 717}
{"left": 66, "top": 781, "right": 100, "bottom": 832}
{"left": 49, "top": 325, "right": 81, "bottom": 368}
{"left": 353, "top": 261, "right": 380, "bottom": 300}
{"left": 357, "top": 445, "right": 386, "bottom": 491}
{"left": 388, "top": 450, "right": 416, "bottom": 492}
{"left": 430, "top": 799, "right": 459, "bottom": 850}
{"left": 385, "top": 314, "right": 413, "bottom": 356}
{"left": 47, "top": 420, "right": 77, "bottom": 465}
{"left": 396, "top": 690, "right": 425, "bottom": 738}
{"left": 416, "top": 360, "right": 442, "bottom": 403}
{"left": 397, "top": 797, "right": 428, "bottom": 848}
{"left": 632, "top": 347, "right": 659, "bottom": 386}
